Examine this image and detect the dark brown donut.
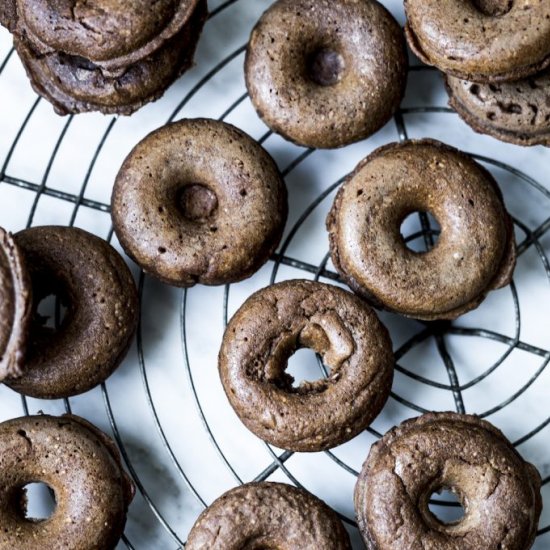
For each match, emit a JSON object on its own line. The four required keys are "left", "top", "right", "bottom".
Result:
{"left": 14, "top": 0, "right": 202, "bottom": 70}
{"left": 186, "top": 482, "right": 351, "bottom": 549}
{"left": 327, "top": 139, "right": 516, "bottom": 321}
{"left": 5, "top": 226, "right": 139, "bottom": 399}
{"left": 354, "top": 412, "right": 542, "bottom": 550}
{"left": 245, "top": 0, "right": 408, "bottom": 149}
{"left": 112, "top": 118, "right": 288, "bottom": 287}
{"left": 404, "top": 0, "right": 550, "bottom": 83}
{"left": 446, "top": 70, "right": 550, "bottom": 147}
{"left": 0, "top": 414, "right": 134, "bottom": 550}
{"left": 13, "top": 0, "right": 207, "bottom": 116}
{"left": 0, "top": 227, "right": 31, "bottom": 381}
{"left": 218, "top": 280, "right": 394, "bottom": 452}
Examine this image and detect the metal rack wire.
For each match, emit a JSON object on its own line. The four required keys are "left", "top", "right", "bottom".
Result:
{"left": 0, "top": 0, "right": 549, "bottom": 548}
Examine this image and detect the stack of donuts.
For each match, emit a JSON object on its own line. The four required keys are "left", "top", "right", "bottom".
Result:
{"left": 404, "top": 0, "right": 550, "bottom": 146}
{"left": 0, "top": 0, "right": 547, "bottom": 549}
{"left": 0, "top": 0, "right": 207, "bottom": 114}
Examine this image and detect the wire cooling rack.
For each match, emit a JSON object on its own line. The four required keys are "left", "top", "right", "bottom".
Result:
{"left": 0, "top": 0, "right": 549, "bottom": 548}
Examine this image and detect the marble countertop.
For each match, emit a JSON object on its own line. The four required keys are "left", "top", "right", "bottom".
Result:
{"left": 0, "top": 1, "right": 548, "bottom": 548}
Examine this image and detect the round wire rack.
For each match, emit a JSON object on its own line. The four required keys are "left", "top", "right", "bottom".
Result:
{"left": 0, "top": 0, "right": 549, "bottom": 548}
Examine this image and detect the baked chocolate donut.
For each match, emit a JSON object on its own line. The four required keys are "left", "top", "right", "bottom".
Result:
{"left": 219, "top": 280, "right": 394, "bottom": 452}
{"left": 245, "top": 0, "right": 408, "bottom": 149}
{"left": 327, "top": 139, "right": 516, "bottom": 321}
{"left": 446, "top": 70, "right": 550, "bottom": 147}
{"left": 0, "top": 414, "right": 134, "bottom": 550}
{"left": 186, "top": 482, "right": 351, "bottom": 549}
{"left": 112, "top": 118, "right": 288, "bottom": 287}
{"left": 355, "top": 412, "right": 542, "bottom": 550}
{"left": 13, "top": 0, "right": 202, "bottom": 70}
{"left": 0, "top": 227, "right": 31, "bottom": 381}
{"left": 13, "top": 0, "right": 207, "bottom": 116}
{"left": 404, "top": 0, "right": 550, "bottom": 83}
{"left": 5, "top": 226, "right": 139, "bottom": 399}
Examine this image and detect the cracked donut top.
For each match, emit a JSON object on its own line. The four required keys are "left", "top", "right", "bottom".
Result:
{"left": 355, "top": 412, "right": 542, "bottom": 550}
{"left": 0, "top": 227, "right": 31, "bottom": 382}
{"left": 186, "top": 482, "right": 352, "bottom": 550}
{"left": 404, "top": 0, "right": 550, "bottom": 82}
{"left": 13, "top": 0, "right": 202, "bottom": 69}
{"left": 0, "top": 414, "right": 135, "bottom": 550}
{"left": 447, "top": 69, "right": 550, "bottom": 147}
{"left": 219, "top": 279, "right": 394, "bottom": 452}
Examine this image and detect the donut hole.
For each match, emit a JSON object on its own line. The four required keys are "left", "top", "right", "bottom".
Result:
{"left": 428, "top": 487, "right": 465, "bottom": 525}
{"left": 307, "top": 48, "right": 346, "bottom": 87}
{"left": 177, "top": 184, "right": 218, "bottom": 222}
{"left": 471, "top": 0, "right": 514, "bottom": 16}
{"left": 35, "top": 291, "right": 69, "bottom": 331}
{"left": 19, "top": 482, "right": 57, "bottom": 521}
{"left": 286, "top": 347, "right": 327, "bottom": 389}
{"left": 400, "top": 211, "right": 441, "bottom": 253}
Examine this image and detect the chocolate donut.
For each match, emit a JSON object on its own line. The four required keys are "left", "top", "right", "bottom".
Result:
{"left": 327, "top": 139, "right": 516, "bottom": 321}
{"left": 13, "top": 0, "right": 207, "bottom": 116}
{"left": 0, "top": 414, "right": 134, "bottom": 550}
{"left": 14, "top": 0, "right": 202, "bottom": 70}
{"left": 0, "top": 227, "right": 31, "bottom": 382}
{"left": 186, "top": 482, "right": 351, "bottom": 549}
{"left": 446, "top": 70, "right": 550, "bottom": 147}
{"left": 5, "top": 226, "right": 139, "bottom": 399}
{"left": 112, "top": 118, "right": 288, "bottom": 287}
{"left": 404, "top": 0, "right": 550, "bottom": 82}
{"left": 245, "top": 0, "right": 408, "bottom": 149}
{"left": 354, "top": 412, "right": 542, "bottom": 550}
{"left": 218, "top": 280, "right": 394, "bottom": 452}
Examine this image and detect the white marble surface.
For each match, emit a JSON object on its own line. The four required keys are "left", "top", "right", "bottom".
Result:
{"left": 0, "top": 1, "right": 549, "bottom": 548}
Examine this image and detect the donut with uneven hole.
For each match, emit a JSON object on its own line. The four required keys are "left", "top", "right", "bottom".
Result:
{"left": 218, "top": 280, "right": 394, "bottom": 452}
{"left": 354, "top": 412, "right": 542, "bottom": 550}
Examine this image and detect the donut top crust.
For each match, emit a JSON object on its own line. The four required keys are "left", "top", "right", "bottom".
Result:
{"left": 15, "top": 0, "right": 202, "bottom": 69}
{"left": 186, "top": 482, "right": 351, "bottom": 549}
{"left": 327, "top": 139, "right": 516, "bottom": 320}
{"left": 0, "top": 228, "right": 31, "bottom": 381}
{"left": 355, "top": 412, "right": 542, "bottom": 550}
{"left": 245, "top": 0, "right": 408, "bottom": 149}
{"left": 404, "top": 0, "right": 550, "bottom": 82}
{"left": 112, "top": 118, "right": 287, "bottom": 287}
{"left": 0, "top": 414, "right": 134, "bottom": 550}
{"left": 446, "top": 70, "right": 550, "bottom": 147}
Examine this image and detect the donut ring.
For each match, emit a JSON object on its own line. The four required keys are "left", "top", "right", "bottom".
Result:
{"left": 327, "top": 139, "right": 516, "bottom": 321}
{"left": 13, "top": 0, "right": 207, "bottom": 116}
{"left": 218, "top": 280, "right": 394, "bottom": 452}
{"left": 354, "top": 412, "right": 542, "bottom": 550}
{"left": 0, "top": 414, "right": 134, "bottom": 550}
{"left": 0, "top": 227, "right": 31, "bottom": 381}
{"left": 245, "top": 0, "right": 408, "bottom": 149}
{"left": 446, "top": 70, "right": 550, "bottom": 147}
{"left": 112, "top": 118, "right": 288, "bottom": 287}
{"left": 404, "top": 0, "right": 550, "bottom": 82}
{"left": 5, "top": 226, "right": 139, "bottom": 399}
{"left": 14, "top": 0, "right": 202, "bottom": 70}
{"left": 186, "top": 482, "right": 351, "bottom": 549}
